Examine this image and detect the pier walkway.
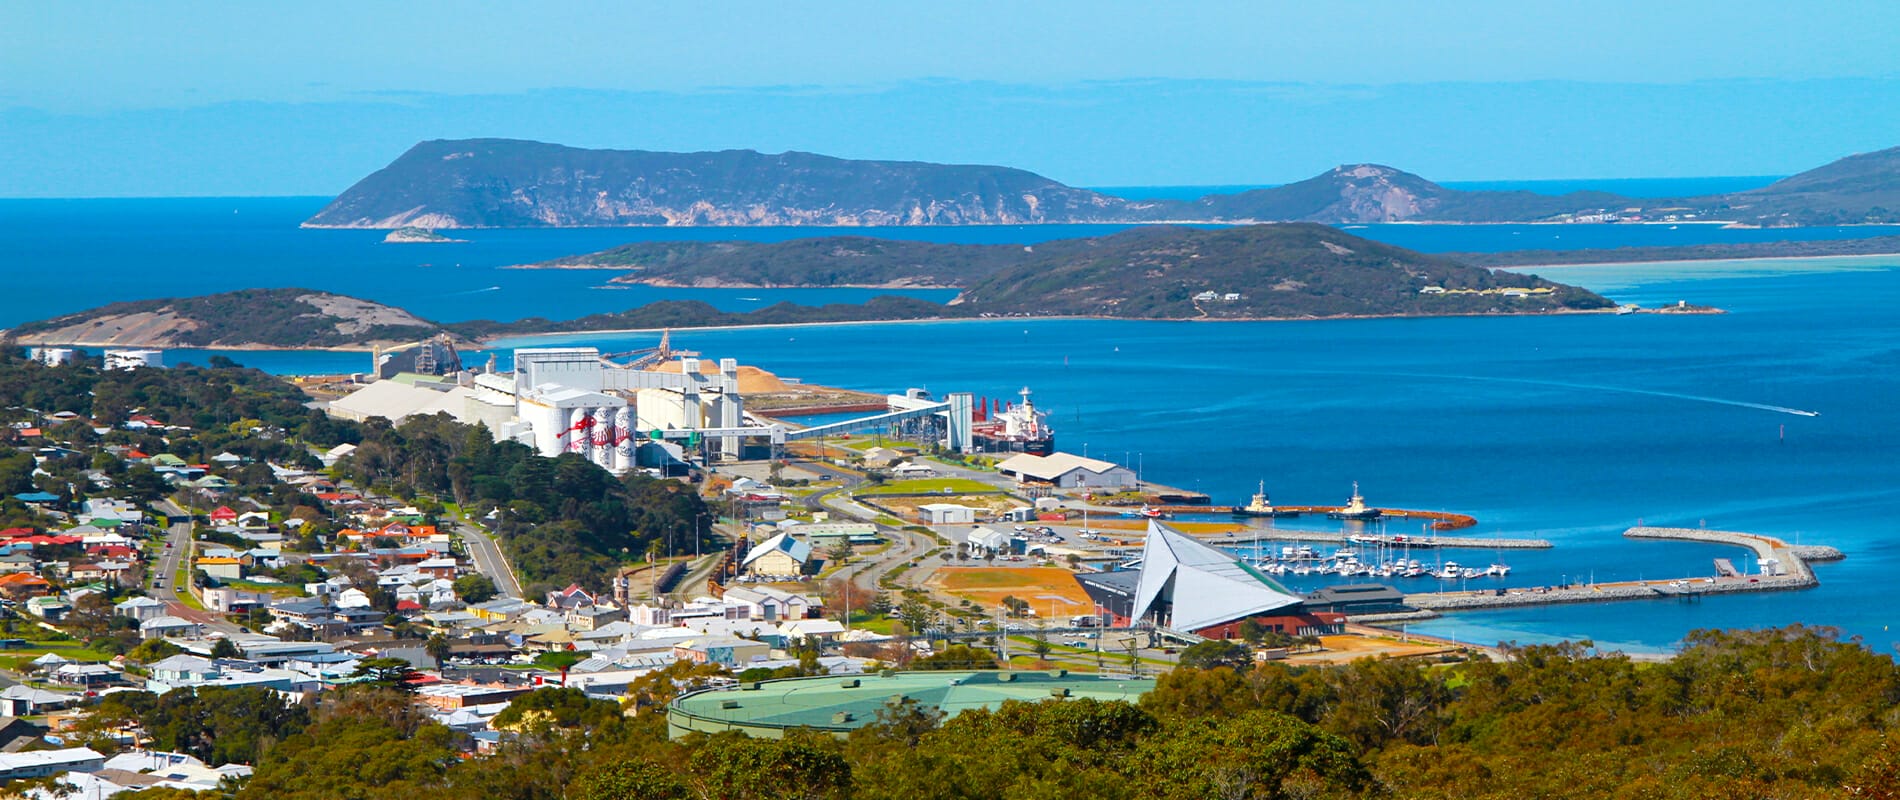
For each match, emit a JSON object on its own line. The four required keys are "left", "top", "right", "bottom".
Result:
{"left": 1398, "top": 526, "right": 1840, "bottom": 612}
{"left": 1211, "top": 529, "right": 1551, "bottom": 550}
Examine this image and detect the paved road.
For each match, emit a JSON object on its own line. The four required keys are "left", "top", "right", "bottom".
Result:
{"left": 454, "top": 519, "right": 523, "bottom": 599}
{"left": 151, "top": 500, "right": 241, "bottom": 634}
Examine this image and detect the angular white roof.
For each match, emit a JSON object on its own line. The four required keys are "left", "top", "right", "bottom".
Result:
{"left": 1131, "top": 520, "right": 1302, "bottom": 632}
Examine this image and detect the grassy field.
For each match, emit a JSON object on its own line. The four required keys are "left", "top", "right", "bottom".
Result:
{"left": 172, "top": 560, "right": 205, "bottom": 611}
{"left": 856, "top": 478, "right": 1001, "bottom": 496}
{"left": 927, "top": 567, "right": 1094, "bottom": 612}
{"left": 223, "top": 579, "right": 304, "bottom": 597}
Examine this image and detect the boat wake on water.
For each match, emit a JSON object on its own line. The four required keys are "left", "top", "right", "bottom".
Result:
{"left": 1303, "top": 371, "right": 1822, "bottom": 418}
{"left": 448, "top": 285, "right": 503, "bottom": 295}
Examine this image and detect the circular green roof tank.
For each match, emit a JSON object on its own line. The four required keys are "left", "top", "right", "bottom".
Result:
{"left": 667, "top": 669, "right": 1155, "bottom": 739}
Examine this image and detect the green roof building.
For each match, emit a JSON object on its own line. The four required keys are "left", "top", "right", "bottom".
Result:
{"left": 668, "top": 670, "right": 1155, "bottom": 739}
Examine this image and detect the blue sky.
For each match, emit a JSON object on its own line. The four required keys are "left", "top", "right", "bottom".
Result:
{"left": 4, "top": 1, "right": 1900, "bottom": 196}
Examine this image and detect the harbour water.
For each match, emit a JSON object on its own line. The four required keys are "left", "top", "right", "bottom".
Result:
{"left": 6, "top": 195, "right": 1900, "bottom": 653}
{"left": 490, "top": 262, "right": 1900, "bottom": 654}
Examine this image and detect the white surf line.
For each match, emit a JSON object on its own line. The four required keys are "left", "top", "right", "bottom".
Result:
{"left": 1305, "top": 370, "right": 1822, "bottom": 418}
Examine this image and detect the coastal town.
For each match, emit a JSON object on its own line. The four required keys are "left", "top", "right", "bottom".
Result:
{"left": 0, "top": 339, "right": 1845, "bottom": 795}
{"left": 11, "top": 6, "right": 1900, "bottom": 797}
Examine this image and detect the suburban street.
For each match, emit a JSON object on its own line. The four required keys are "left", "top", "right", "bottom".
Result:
{"left": 454, "top": 518, "right": 523, "bottom": 599}
{"left": 150, "top": 499, "right": 241, "bottom": 635}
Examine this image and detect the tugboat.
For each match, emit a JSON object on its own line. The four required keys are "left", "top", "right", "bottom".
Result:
{"left": 1326, "top": 482, "right": 1383, "bottom": 521}
{"left": 1233, "top": 481, "right": 1300, "bottom": 518}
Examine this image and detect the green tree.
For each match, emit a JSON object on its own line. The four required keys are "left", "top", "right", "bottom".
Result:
{"left": 1178, "top": 639, "right": 1252, "bottom": 671}
{"left": 424, "top": 633, "right": 452, "bottom": 670}
{"left": 689, "top": 732, "right": 852, "bottom": 800}
{"left": 535, "top": 650, "right": 585, "bottom": 688}
{"left": 209, "top": 637, "right": 241, "bottom": 659}
{"left": 453, "top": 573, "right": 498, "bottom": 603}
{"left": 570, "top": 759, "right": 688, "bottom": 800}
{"left": 911, "top": 644, "right": 999, "bottom": 671}
{"left": 897, "top": 597, "right": 932, "bottom": 635}
{"left": 1133, "top": 709, "right": 1370, "bottom": 800}
{"left": 351, "top": 657, "right": 415, "bottom": 691}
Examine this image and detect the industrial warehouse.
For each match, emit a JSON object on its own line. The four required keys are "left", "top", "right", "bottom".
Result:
{"left": 325, "top": 342, "right": 1019, "bottom": 474}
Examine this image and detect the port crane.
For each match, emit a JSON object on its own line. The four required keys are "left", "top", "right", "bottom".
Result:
{"left": 598, "top": 329, "right": 697, "bottom": 370}
{"left": 368, "top": 333, "right": 460, "bottom": 377}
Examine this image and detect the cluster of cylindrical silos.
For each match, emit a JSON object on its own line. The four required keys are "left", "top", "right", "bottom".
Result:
{"left": 563, "top": 404, "right": 637, "bottom": 472}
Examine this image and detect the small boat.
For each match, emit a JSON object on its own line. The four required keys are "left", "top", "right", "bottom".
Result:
{"left": 1327, "top": 482, "right": 1383, "bottom": 521}
{"left": 1136, "top": 505, "right": 1169, "bottom": 520}
{"left": 1234, "top": 480, "right": 1300, "bottom": 518}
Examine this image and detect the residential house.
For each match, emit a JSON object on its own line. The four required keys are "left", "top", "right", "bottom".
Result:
{"left": 0, "top": 685, "right": 79, "bottom": 716}
{"left": 202, "top": 587, "right": 272, "bottom": 615}
{"left": 567, "top": 605, "right": 625, "bottom": 632}
{"left": 26, "top": 596, "right": 70, "bottom": 621}
{"left": 672, "top": 637, "right": 771, "bottom": 668}
{"left": 140, "top": 616, "right": 201, "bottom": 640}
{"left": 779, "top": 618, "right": 847, "bottom": 645}
{"left": 721, "top": 586, "right": 814, "bottom": 622}
{"left": 194, "top": 556, "right": 242, "bottom": 581}
{"left": 0, "top": 747, "right": 106, "bottom": 782}
{"left": 147, "top": 655, "right": 218, "bottom": 686}
{"left": 0, "top": 573, "right": 54, "bottom": 600}
{"left": 52, "top": 663, "right": 122, "bottom": 688}
{"left": 546, "top": 584, "right": 597, "bottom": 610}
{"left": 115, "top": 596, "right": 170, "bottom": 622}
{"left": 268, "top": 598, "right": 336, "bottom": 626}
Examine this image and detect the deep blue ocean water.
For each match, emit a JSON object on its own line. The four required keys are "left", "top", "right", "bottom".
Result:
{"left": 7, "top": 195, "right": 1900, "bottom": 329}
{"left": 7, "top": 192, "right": 1900, "bottom": 653}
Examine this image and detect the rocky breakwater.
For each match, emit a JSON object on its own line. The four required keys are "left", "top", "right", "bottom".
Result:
{"left": 1401, "top": 526, "right": 1837, "bottom": 612}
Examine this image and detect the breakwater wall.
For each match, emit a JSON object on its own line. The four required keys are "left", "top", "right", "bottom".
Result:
{"left": 1399, "top": 526, "right": 1837, "bottom": 612}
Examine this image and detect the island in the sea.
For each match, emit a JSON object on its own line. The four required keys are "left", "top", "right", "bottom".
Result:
{"left": 304, "top": 138, "right": 1900, "bottom": 229}
{"left": 382, "top": 226, "right": 466, "bottom": 244}
{"left": 6, "top": 225, "right": 1646, "bottom": 350}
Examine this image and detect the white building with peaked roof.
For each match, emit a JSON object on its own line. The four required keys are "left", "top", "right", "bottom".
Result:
{"left": 996, "top": 452, "right": 1136, "bottom": 489}
{"left": 741, "top": 532, "right": 812, "bottom": 578}
{"left": 1130, "top": 521, "right": 1304, "bottom": 634}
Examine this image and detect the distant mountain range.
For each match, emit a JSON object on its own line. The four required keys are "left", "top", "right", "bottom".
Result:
{"left": 305, "top": 139, "right": 1900, "bottom": 229}
{"left": 304, "top": 139, "right": 1154, "bottom": 228}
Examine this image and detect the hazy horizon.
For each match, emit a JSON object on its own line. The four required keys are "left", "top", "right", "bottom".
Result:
{"left": 5, "top": 2, "right": 1899, "bottom": 196}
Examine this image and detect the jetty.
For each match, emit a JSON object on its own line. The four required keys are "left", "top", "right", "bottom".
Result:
{"left": 1211, "top": 529, "right": 1550, "bottom": 550}
{"left": 1397, "top": 526, "right": 1840, "bottom": 612}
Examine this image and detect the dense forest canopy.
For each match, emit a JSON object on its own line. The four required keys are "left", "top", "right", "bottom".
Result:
{"left": 61, "top": 626, "right": 1900, "bottom": 800}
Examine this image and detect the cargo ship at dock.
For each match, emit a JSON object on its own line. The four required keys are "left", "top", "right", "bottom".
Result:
{"left": 971, "top": 387, "right": 1055, "bottom": 455}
